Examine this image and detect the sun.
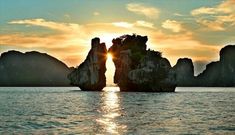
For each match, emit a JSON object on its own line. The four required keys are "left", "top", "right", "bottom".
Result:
{"left": 107, "top": 53, "right": 113, "bottom": 60}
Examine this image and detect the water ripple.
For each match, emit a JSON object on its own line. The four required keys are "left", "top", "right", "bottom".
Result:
{"left": 0, "top": 87, "right": 234, "bottom": 134}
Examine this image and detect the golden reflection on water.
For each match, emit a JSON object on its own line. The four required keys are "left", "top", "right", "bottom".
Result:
{"left": 96, "top": 87, "right": 126, "bottom": 134}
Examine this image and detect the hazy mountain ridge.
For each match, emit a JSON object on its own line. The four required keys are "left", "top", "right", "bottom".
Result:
{"left": 0, "top": 50, "right": 73, "bottom": 86}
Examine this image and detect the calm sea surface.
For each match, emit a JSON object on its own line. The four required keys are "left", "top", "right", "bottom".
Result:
{"left": 0, "top": 87, "right": 234, "bottom": 134}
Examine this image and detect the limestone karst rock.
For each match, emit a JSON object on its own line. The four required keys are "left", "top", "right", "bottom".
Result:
{"left": 173, "top": 58, "right": 195, "bottom": 86}
{"left": 219, "top": 45, "right": 235, "bottom": 86}
{"left": 68, "top": 35, "right": 235, "bottom": 90}
{"left": 196, "top": 45, "right": 235, "bottom": 86}
{"left": 108, "top": 34, "right": 176, "bottom": 92}
{"left": 174, "top": 45, "right": 235, "bottom": 87}
{"left": 68, "top": 38, "right": 107, "bottom": 91}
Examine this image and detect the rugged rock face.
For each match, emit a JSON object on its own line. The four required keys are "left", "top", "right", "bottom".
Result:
{"left": 173, "top": 58, "right": 195, "bottom": 86}
{"left": 69, "top": 36, "right": 235, "bottom": 90}
{"left": 174, "top": 45, "right": 235, "bottom": 87}
{"left": 0, "top": 51, "right": 72, "bottom": 86}
{"left": 109, "top": 34, "right": 176, "bottom": 92}
{"left": 219, "top": 45, "right": 235, "bottom": 86}
{"left": 68, "top": 38, "right": 107, "bottom": 91}
{"left": 196, "top": 45, "right": 235, "bottom": 87}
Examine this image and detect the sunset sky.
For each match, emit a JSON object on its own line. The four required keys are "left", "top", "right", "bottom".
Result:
{"left": 1, "top": 0, "right": 235, "bottom": 79}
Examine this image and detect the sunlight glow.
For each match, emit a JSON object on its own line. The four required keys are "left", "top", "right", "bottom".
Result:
{"left": 99, "top": 33, "right": 121, "bottom": 48}
{"left": 105, "top": 53, "right": 116, "bottom": 86}
{"left": 96, "top": 89, "right": 126, "bottom": 134}
{"left": 107, "top": 53, "right": 113, "bottom": 59}
{"left": 112, "top": 22, "right": 133, "bottom": 28}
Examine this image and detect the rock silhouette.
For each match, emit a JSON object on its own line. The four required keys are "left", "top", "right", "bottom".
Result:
{"left": 175, "top": 45, "right": 235, "bottom": 87}
{"left": 68, "top": 38, "right": 107, "bottom": 91}
{"left": 196, "top": 45, "right": 235, "bottom": 86}
{"left": 0, "top": 51, "right": 72, "bottom": 86}
{"left": 173, "top": 58, "right": 195, "bottom": 86}
{"left": 108, "top": 34, "right": 176, "bottom": 92}
{"left": 1, "top": 36, "right": 233, "bottom": 89}
{"left": 69, "top": 34, "right": 176, "bottom": 91}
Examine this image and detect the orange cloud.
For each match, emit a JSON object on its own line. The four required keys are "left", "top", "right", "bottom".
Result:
{"left": 112, "top": 20, "right": 155, "bottom": 29}
{"left": 1, "top": 18, "right": 222, "bottom": 68}
{"left": 191, "top": 0, "right": 235, "bottom": 31}
{"left": 191, "top": 0, "right": 235, "bottom": 15}
{"left": 9, "top": 18, "right": 81, "bottom": 33}
{"left": 112, "top": 22, "right": 133, "bottom": 28}
{"left": 135, "top": 20, "right": 155, "bottom": 29}
{"left": 148, "top": 30, "right": 220, "bottom": 65}
{"left": 196, "top": 19, "right": 225, "bottom": 31}
{"left": 161, "top": 20, "right": 184, "bottom": 33}
{"left": 126, "top": 3, "right": 160, "bottom": 19}
{"left": 191, "top": 7, "right": 218, "bottom": 16}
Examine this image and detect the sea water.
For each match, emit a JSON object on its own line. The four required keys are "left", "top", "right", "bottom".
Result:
{"left": 0, "top": 87, "right": 234, "bottom": 134}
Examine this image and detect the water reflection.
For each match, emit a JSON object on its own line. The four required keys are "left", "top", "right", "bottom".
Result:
{"left": 96, "top": 87, "right": 126, "bottom": 134}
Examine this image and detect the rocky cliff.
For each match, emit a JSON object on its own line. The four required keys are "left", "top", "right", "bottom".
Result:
{"left": 219, "top": 45, "right": 235, "bottom": 86}
{"left": 196, "top": 45, "right": 235, "bottom": 87}
{"left": 0, "top": 51, "right": 72, "bottom": 86}
{"left": 68, "top": 38, "right": 107, "bottom": 91}
{"left": 108, "top": 34, "right": 176, "bottom": 92}
{"left": 175, "top": 45, "right": 235, "bottom": 87}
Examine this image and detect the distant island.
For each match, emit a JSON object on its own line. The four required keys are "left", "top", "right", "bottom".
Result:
{"left": 0, "top": 34, "right": 234, "bottom": 91}
{"left": 174, "top": 45, "right": 235, "bottom": 87}
{"left": 0, "top": 51, "right": 73, "bottom": 86}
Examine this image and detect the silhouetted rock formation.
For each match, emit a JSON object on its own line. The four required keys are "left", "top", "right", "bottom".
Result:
{"left": 173, "top": 58, "right": 195, "bottom": 86}
{"left": 68, "top": 35, "right": 234, "bottom": 90}
{"left": 196, "top": 45, "right": 235, "bottom": 87}
{"left": 109, "top": 34, "right": 176, "bottom": 92}
{"left": 175, "top": 45, "right": 235, "bottom": 87}
{"left": 0, "top": 51, "right": 72, "bottom": 86}
{"left": 68, "top": 38, "right": 107, "bottom": 91}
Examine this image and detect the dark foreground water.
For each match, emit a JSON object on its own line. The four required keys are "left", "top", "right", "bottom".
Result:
{"left": 0, "top": 87, "right": 234, "bottom": 134}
